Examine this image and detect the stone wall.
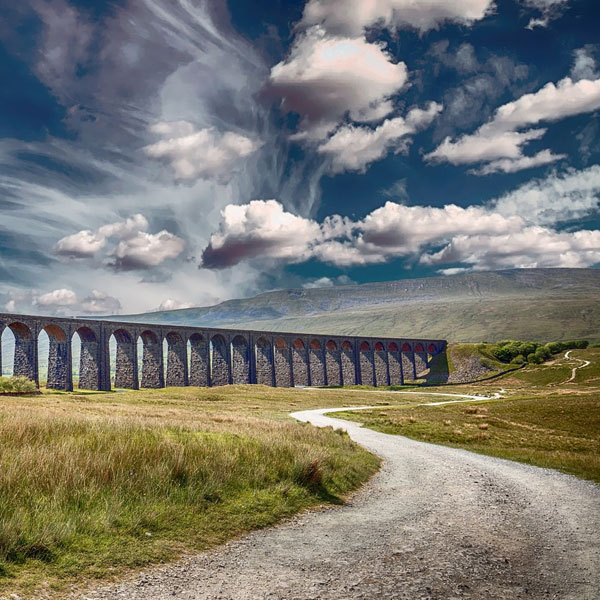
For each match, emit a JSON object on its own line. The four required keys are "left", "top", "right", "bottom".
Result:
{"left": 231, "top": 336, "right": 250, "bottom": 384}
{"left": 325, "top": 349, "right": 341, "bottom": 386}
{"left": 374, "top": 350, "right": 389, "bottom": 386}
{"left": 189, "top": 335, "right": 209, "bottom": 387}
{"left": 210, "top": 335, "right": 230, "bottom": 386}
{"left": 341, "top": 349, "right": 356, "bottom": 385}
{"left": 255, "top": 338, "right": 273, "bottom": 386}
{"left": 359, "top": 351, "right": 374, "bottom": 386}
{"left": 308, "top": 348, "right": 325, "bottom": 386}
{"left": 0, "top": 312, "right": 446, "bottom": 391}
{"left": 291, "top": 347, "right": 308, "bottom": 386}
{"left": 388, "top": 351, "right": 403, "bottom": 385}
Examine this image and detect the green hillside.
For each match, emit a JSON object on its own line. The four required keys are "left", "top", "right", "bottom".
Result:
{"left": 112, "top": 268, "right": 600, "bottom": 343}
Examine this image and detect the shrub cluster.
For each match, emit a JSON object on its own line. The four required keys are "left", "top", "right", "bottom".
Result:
{"left": 0, "top": 376, "right": 37, "bottom": 394}
{"left": 489, "top": 340, "right": 588, "bottom": 365}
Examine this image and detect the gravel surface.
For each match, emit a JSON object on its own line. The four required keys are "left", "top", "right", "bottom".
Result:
{"left": 66, "top": 406, "right": 600, "bottom": 599}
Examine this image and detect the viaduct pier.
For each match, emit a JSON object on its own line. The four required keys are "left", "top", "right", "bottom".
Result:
{"left": 0, "top": 313, "right": 446, "bottom": 391}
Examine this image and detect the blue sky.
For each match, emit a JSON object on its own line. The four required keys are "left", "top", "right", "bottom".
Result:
{"left": 0, "top": 0, "right": 599, "bottom": 315}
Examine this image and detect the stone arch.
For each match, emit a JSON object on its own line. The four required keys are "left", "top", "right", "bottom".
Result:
{"left": 415, "top": 343, "right": 425, "bottom": 352}
{"left": 255, "top": 337, "right": 273, "bottom": 386}
{"left": 325, "top": 339, "right": 341, "bottom": 386}
{"left": 308, "top": 338, "right": 325, "bottom": 386}
{"left": 274, "top": 337, "right": 291, "bottom": 387}
{"left": 388, "top": 342, "right": 403, "bottom": 385}
{"left": 42, "top": 323, "right": 70, "bottom": 390}
{"left": 210, "top": 334, "right": 229, "bottom": 387}
{"left": 341, "top": 340, "right": 356, "bottom": 386}
{"left": 189, "top": 332, "right": 209, "bottom": 387}
{"left": 291, "top": 338, "right": 308, "bottom": 387}
{"left": 359, "top": 341, "right": 374, "bottom": 385}
{"left": 111, "top": 328, "right": 138, "bottom": 389}
{"left": 73, "top": 326, "right": 101, "bottom": 390}
{"left": 231, "top": 335, "right": 250, "bottom": 384}
{"left": 428, "top": 343, "right": 436, "bottom": 353}
{"left": 374, "top": 340, "right": 389, "bottom": 386}
{"left": 165, "top": 331, "right": 188, "bottom": 387}
{"left": 402, "top": 342, "right": 412, "bottom": 352}
{"left": 140, "top": 329, "right": 164, "bottom": 388}
{"left": 6, "top": 321, "right": 37, "bottom": 381}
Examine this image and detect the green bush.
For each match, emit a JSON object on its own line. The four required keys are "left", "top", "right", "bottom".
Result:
{"left": 528, "top": 353, "right": 543, "bottom": 364}
{"left": 510, "top": 354, "right": 526, "bottom": 365}
{"left": 0, "top": 376, "right": 37, "bottom": 394}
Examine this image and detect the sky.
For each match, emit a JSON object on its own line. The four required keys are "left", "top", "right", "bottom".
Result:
{"left": 0, "top": 0, "right": 599, "bottom": 316}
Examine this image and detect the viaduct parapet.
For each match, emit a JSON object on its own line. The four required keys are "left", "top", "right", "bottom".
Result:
{"left": 0, "top": 313, "right": 446, "bottom": 391}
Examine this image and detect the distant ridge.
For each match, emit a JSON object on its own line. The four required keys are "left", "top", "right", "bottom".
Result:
{"left": 111, "top": 268, "right": 600, "bottom": 343}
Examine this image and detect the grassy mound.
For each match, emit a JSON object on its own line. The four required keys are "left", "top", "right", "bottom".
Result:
{"left": 0, "top": 376, "right": 37, "bottom": 395}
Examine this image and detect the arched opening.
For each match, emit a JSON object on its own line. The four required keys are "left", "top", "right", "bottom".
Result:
{"left": 210, "top": 334, "right": 229, "bottom": 386}
{"left": 388, "top": 342, "right": 403, "bottom": 385}
{"left": 41, "top": 323, "right": 70, "bottom": 390}
{"left": 3, "top": 322, "right": 36, "bottom": 383}
{"left": 231, "top": 335, "right": 249, "bottom": 384}
{"left": 255, "top": 337, "right": 273, "bottom": 386}
{"left": 359, "top": 340, "right": 374, "bottom": 386}
{"left": 341, "top": 340, "right": 356, "bottom": 386}
{"left": 308, "top": 339, "right": 324, "bottom": 386}
{"left": 189, "top": 333, "right": 208, "bottom": 386}
{"left": 325, "top": 340, "right": 341, "bottom": 386}
{"left": 402, "top": 343, "right": 412, "bottom": 352}
{"left": 415, "top": 343, "right": 425, "bottom": 352}
{"left": 0, "top": 325, "right": 12, "bottom": 377}
{"left": 140, "top": 329, "right": 163, "bottom": 388}
{"left": 428, "top": 343, "right": 436, "bottom": 353}
{"left": 274, "top": 337, "right": 291, "bottom": 387}
{"left": 72, "top": 326, "right": 100, "bottom": 390}
{"left": 291, "top": 338, "right": 308, "bottom": 387}
{"left": 373, "top": 340, "right": 389, "bottom": 386}
{"left": 165, "top": 331, "right": 188, "bottom": 387}
{"left": 111, "top": 328, "right": 138, "bottom": 389}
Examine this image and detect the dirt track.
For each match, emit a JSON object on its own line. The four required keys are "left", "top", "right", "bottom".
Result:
{"left": 81, "top": 405, "right": 600, "bottom": 600}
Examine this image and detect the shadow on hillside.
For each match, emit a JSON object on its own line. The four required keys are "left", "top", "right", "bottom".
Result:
{"left": 422, "top": 351, "right": 450, "bottom": 385}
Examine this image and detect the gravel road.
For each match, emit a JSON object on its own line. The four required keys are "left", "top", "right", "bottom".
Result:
{"left": 80, "top": 406, "right": 599, "bottom": 600}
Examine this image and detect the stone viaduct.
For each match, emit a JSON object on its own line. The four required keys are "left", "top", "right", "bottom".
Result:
{"left": 0, "top": 312, "right": 446, "bottom": 391}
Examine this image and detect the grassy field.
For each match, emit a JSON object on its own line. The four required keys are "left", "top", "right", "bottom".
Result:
{"left": 335, "top": 348, "right": 600, "bottom": 484}
{"left": 0, "top": 385, "right": 406, "bottom": 595}
{"left": 1, "top": 348, "right": 598, "bottom": 596}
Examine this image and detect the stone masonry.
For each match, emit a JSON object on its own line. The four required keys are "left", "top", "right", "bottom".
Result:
{"left": 0, "top": 312, "right": 446, "bottom": 391}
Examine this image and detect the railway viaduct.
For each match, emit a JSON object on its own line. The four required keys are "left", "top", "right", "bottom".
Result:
{"left": 0, "top": 313, "right": 446, "bottom": 391}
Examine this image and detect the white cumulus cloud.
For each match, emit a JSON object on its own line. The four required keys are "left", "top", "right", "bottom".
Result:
{"left": 426, "top": 76, "right": 600, "bottom": 174}
{"left": 54, "top": 214, "right": 185, "bottom": 270}
{"left": 157, "top": 298, "right": 194, "bottom": 311}
{"left": 301, "top": 0, "right": 494, "bottom": 35}
{"left": 35, "top": 288, "right": 78, "bottom": 308}
{"left": 268, "top": 27, "right": 408, "bottom": 140}
{"left": 80, "top": 290, "right": 122, "bottom": 314}
{"left": 143, "top": 121, "right": 261, "bottom": 183}
{"left": 198, "top": 165, "right": 600, "bottom": 272}
{"left": 318, "top": 102, "right": 442, "bottom": 173}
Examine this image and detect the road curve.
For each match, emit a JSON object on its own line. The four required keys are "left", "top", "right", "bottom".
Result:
{"left": 84, "top": 407, "right": 599, "bottom": 600}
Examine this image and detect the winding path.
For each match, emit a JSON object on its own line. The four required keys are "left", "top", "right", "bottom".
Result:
{"left": 565, "top": 350, "right": 591, "bottom": 383}
{"left": 86, "top": 393, "right": 600, "bottom": 600}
